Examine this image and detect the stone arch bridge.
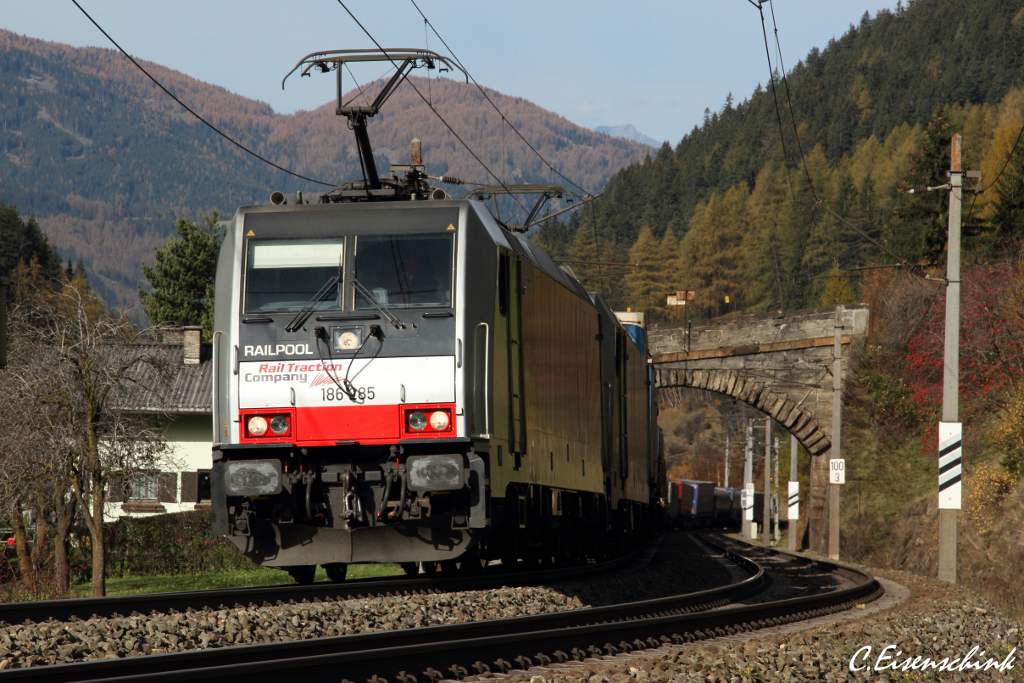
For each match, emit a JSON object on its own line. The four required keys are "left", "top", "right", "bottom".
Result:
{"left": 648, "top": 305, "right": 870, "bottom": 456}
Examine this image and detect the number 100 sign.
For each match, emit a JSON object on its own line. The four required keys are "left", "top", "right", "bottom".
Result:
{"left": 829, "top": 458, "right": 845, "bottom": 485}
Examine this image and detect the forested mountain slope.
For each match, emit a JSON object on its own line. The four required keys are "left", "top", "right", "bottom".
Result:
{"left": 592, "top": 0, "right": 1024, "bottom": 246}
{"left": 0, "top": 30, "right": 651, "bottom": 307}
{"left": 551, "top": 0, "right": 1024, "bottom": 316}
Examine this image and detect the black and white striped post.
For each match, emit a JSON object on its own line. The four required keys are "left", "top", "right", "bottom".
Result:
{"left": 788, "top": 435, "right": 799, "bottom": 551}
{"left": 938, "top": 425, "right": 962, "bottom": 509}
{"left": 743, "top": 420, "right": 754, "bottom": 539}
{"left": 938, "top": 134, "right": 963, "bottom": 584}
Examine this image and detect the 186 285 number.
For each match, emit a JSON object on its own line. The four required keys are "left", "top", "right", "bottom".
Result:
{"left": 321, "top": 387, "right": 375, "bottom": 402}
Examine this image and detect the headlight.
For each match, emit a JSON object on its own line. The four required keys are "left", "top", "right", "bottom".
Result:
{"left": 332, "top": 328, "right": 362, "bottom": 352}
{"left": 247, "top": 416, "right": 268, "bottom": 437}
{"left": 270, "top": 415, "right": 290, "bottom": 435}
{"left": 429, "top": 410, "right": 450, "bottom": 430}
{"left": 407, "top": 411, "right": 427, "bottom": 430}
{"left": 406, "top": 454, "right": 464, "bottom": 491}
{"left": 338, "top": 331, "right": 359, "bottom": 350}
{"left": 225, "top": 460, "right": 282, "bottom": 496}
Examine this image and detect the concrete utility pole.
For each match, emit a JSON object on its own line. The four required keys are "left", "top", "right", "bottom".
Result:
{"left": 724, "top": 433, "right": 730, "bottom": 489}
{"left": 938, "top": 135, "right": 965, "bottom": 584}
{"left": 829, "top": 305, "right": 843, "bottom": 561}
{"left": 763, "top": 415, "right": 771, "bottom": 546}
{"left": 773, "top": 436, "right": 780, "bottom": 543}
{"left": 743, "top": 420, "right": 753, "bottom": 538}
{"left": 788, "top": 435, "right": 799, "bottom": 551}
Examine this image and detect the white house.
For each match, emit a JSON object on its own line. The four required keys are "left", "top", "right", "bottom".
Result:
{"left": 105, "top": 326, "right": 214, "bottom": 522}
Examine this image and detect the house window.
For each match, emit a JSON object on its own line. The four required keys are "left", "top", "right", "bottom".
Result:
{"left": 198, "top": 471, "right": 211, "bottom": 502}
{"left": 129, "top": 473, "right": 159, "bottom": 500}
{"left": 180, "top": 470, "right": 211, "bottom": 505}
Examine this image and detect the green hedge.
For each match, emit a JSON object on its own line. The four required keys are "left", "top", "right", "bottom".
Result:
{"left": 98, "top": 511, "right": 254, "bottom": 578}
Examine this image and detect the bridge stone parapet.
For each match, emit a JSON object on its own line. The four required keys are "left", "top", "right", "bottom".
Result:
{"left": 648, "top": 305, "right": 870, "bottom": 456}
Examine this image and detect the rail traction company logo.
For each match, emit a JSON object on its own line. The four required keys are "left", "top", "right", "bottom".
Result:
{"left": 849, "top": 644, "right": 1016, "bottom": 674}
{"left": 243, "top": 343, "right": 314, "bottom": 357}
{"left": 243, "top": 362, "right": 345, "bottom": 385}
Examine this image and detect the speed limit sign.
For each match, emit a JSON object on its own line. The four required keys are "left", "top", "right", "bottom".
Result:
{"left": 829, "top": 458, "right": 845, "bottom": 485}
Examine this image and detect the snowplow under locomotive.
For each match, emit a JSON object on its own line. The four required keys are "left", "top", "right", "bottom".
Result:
{"left": 209, "top": 50, "right": 661, "bottom": 581}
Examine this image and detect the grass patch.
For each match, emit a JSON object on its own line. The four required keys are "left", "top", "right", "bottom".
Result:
{"left": 72, "top": 563, "right": 403, "bottom": 597}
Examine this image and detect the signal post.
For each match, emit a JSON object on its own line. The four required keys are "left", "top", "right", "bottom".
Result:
{"left": 829, "top": 305, "right": 844, "bottom": 561}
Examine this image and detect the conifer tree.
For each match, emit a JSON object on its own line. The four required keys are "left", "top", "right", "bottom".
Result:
{"left": 657, "top": 225, "right": 680, "bottom": 318}
{"left": 888, "top": 109, "right": 953, "bottom": 266}
{"left": 782, "top": 145, "right": 835, "bottom": 308}
{"left": 138, "top": 211, "right": 223, "bottom": 339}
{"left": 567, "top": 218, "right": 600, "bottom": 290}
{"left": 0, "top": 202, "right": 61, "bottom": 285}
{"left": 989, "top": 141, "right": 1024, "bottom": 247}
{"left": 744, "top": 163, "right": 790, "bottom": 311}
{"left": 820, "top": 262, "right": 855, "bottom": 306}
{"left": 679, "top": 187, "right": 749, "bottom": 317}
{"left": 623, "top": 226, "right": 663, "bottom": 316}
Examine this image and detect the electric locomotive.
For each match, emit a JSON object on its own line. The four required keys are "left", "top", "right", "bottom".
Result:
{"left": 209, "top": 49, "right": 660, "bottom": 582}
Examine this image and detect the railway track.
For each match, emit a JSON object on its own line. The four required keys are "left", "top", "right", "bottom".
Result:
{"left": 0, "top": 534, "right": 881, "bottom": 683}
{"left": 0, "top": 549, "right": 647, "bottom": 626}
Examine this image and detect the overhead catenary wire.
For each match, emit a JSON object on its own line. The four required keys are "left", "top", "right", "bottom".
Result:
{"left": 71, "top": 0, "right": 336, "bottom": 187}
{"left": 343, "top": 63, "right": 397, "bottom": 108}
{"left": 755, "top": 3, "right": 797, "bottom": 203}
{"left": 752, "top": 0, "right": 933, "bottom": 280}
{"left": 335, "top": 1, "right": 527, "bottom": 215}
{"left": 555, "top": 259, "right": 650, "bottom": 268}
{"left": 408, "top": 0, "right": 590, "bottom": 197}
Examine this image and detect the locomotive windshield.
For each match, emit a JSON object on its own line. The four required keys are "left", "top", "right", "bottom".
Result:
{"left": 243, "top": 238, "right": 346, "bottom": 313}
{"left": 355, "top": 233, "right": 453, "bottom": 309}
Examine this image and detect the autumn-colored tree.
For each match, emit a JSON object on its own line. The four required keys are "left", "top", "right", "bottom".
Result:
{"left": 566, "top": 218, "right": 600, "bottom": 289}
{"left": 623, "top": 226, "right": 663, "bottom": 316}
{"left": 657, "top": 226, "right": 680, "bottom": 317}
{"left": 680, "top": 186, "right": 749, "bottom": 317}
{"left": 989, "top": 140, "right": 1024, "bottom": 249}
{"left": 820, "top": 262, "right": 855, "bottom": 307}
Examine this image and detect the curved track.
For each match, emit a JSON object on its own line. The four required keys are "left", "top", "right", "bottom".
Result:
{"left": 0, "top": 549, "right": 646, "bottom": 625}
{"left": 0, "top": 535, "right": 881, "bottom": 683}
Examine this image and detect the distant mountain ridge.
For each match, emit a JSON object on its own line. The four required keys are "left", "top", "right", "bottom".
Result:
{"left": 0, "top": 30, "right": 652, "bottom": 308}
{"left": 595, "top": 124, "right": 661, "bottom": 148}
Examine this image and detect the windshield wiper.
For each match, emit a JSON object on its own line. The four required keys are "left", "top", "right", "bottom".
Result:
{"left": 353, "top": 279, "right": 406, "bottom": 329}
{"left": 285, "top": 275, "right": 341, "bottom": 333}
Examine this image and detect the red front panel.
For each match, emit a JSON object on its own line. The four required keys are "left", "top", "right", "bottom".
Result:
{"left": 296, "top": 405, "right": 400, "bottom": 443}
{"left": 238, "top": 403, "right": 459, "bottom": 446}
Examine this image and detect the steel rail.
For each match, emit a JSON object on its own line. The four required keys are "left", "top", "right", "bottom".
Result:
{"left": 0, "top": 539, "right": 765, "bottom": 682}
{"left": 0, "top": 537, "right": 880, "bottom": 683}
{"left": 0, "top": 547, "right": 647, "bottom": 625}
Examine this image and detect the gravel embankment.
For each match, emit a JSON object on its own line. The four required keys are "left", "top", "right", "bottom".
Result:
{"left": 0, "top": 587, "right": 582, "bottom": 669}
{"left": 0, "top": 533, "right": 731, "bottom": 670}
{"left": 499, "top": 563, "right": 1024, "bottom": 683}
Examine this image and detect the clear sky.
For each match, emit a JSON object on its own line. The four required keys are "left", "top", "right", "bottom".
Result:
{"left": 4, "top": 1, "right": 898, "bottom": 145}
